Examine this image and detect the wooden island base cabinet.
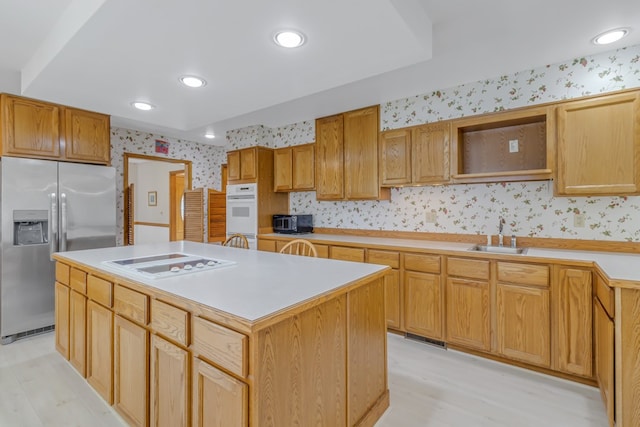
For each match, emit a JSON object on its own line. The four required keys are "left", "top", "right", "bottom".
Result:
{"left": 52, "top": 243, "right": 389, "bottom": 427}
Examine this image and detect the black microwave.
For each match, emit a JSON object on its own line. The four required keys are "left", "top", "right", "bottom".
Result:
{"left": 273, "top": 214, "right": 313, "bottom": 234}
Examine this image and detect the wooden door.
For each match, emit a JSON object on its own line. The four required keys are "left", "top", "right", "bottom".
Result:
{"left": 292, "top": 143, "right": 315, "bottom": 190}
{"left": 170, "top": 170, "right": 185, "bottom": 241}
{"left": 404, "top": 271, "right": 443, "bottom": 339}
{"left": 273, "top": 147, "right": 292, "bottom": 191}
{"left": 446, "top": 277, "right": 490, "bottom": 351}
{"left": 383, "top": 269, "right": 401, "bottom": 330}
{"left": 125, "top": 183, "right": 135, "bottom": 245}
{"left": 150, "top": 334, "right": 190, "bottom": 427}
{"left": 343, "top": 105, "right": 380, "bottom": 199}
{"left": 207, "top": 189, "right": 226, "bottom": 243}
{"left": 239, "top": 147, "right": 257, "bottom": 181}
{"left": 114, "top": 315, "right": 149, "bottom": 427}
{"left": 183, "top": 188, "right": 204, "bottom": 242}
{"left": 380, "top": 128, "right": 412, "bottom": 186}
{"left": 54, "top": 282, "right": 70, "bottom": 359}
{"left": 69, "top": 290, "right": 87, "bottom": 376}
{"left": 63, "top": 107, "right": 110, "bottom": 164}
{"left": 87, "top": 300, "right": 114, "bottom": 404}
{"left": 315, "top": 114, "right": 344, "bottom": 200}
{"left": 192, "top": 358, "right": 248, "bottom": 427}
{"left": 413, "top": 122, "right": 450, "bottom": 184}
{"left": 227, "top": 151, "right": 241, "bottom": 181}
{"left": 1, "top": 94, "right": 60, "bottom": 158}
{"left": 496, "top": 284, "right": 550, "bottom": 367}
{"left": 556, "top": 90, "right": 640, "bottom": 195}
{"left": 554, "top": 267, "right": 593, "bottom": 377}
{"left": 594, "top": 298, "right": 614, "bottom": 427}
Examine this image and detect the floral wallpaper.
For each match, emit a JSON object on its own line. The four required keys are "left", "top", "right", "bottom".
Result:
{"left": 111, "top": 127, "right": 226, "bottom": 245}
{"left": 226, "top": 43, "right": 640, "bottom": 242}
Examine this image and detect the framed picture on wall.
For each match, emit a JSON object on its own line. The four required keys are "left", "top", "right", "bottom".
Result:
{"left": 148, "top": 191, "right": 157, "bottom": 206}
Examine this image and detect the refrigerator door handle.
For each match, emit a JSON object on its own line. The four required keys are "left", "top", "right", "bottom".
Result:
{"left": 60, "top": 193, "right": 67, "bottom": 252}
{"left": 49, "top": 192, "right": 58, "bottom": 259}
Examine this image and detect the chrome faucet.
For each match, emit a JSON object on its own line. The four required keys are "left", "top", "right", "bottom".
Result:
{"left": 498, "top": 217, "right": 505, "bottom": 247}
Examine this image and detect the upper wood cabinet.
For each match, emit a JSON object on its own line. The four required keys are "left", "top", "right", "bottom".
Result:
{"left": 227, "top": 147, "right": 257, "bottom": 183}
{"left": 380, "top": 122, "right": 451, "bottom": 187}
{"left": 0, "top": 93, "right": 111, "bottom": 164}
{"left": 273, "top": 143, "right": 315, "bottom": 192}
{"left": 556, "top": 90, "right": 640, "bottom": 196}
{"left": 316, "top": 106, "right": 389, "bottom": 200}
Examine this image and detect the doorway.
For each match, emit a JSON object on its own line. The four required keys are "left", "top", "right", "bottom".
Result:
{"left": 123, "top": 153, "right": 192, "bottom": 245}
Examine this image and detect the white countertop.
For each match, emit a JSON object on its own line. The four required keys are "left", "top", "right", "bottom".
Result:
{"left": 263, "top": 233, "right": 640, "bottom": 283}
{"left": 54, "top": 241, "right": 387, "bottom": 322}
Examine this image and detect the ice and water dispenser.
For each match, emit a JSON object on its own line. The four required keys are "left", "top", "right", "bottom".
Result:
{"left": 13, "top": 210, "right": 48, "bottom": 245}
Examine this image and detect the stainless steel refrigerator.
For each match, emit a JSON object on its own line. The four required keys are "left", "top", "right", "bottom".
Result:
{"left": 0, "top": 157, "right": 116, "bottom": 344}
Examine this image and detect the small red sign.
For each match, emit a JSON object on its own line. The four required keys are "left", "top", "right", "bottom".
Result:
{"left": 155, "top": 139, "right": 169, "bottom": 154}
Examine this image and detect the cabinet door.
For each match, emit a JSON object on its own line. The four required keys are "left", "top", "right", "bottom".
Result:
{"left": 556, "top": 91, "right": 640, "bottom": 195}
{"left": 446, "top": 278, "right": 490, "bottom": 351}
{"left": 69, "top": 290, "right": 87, "bottom": 376}
{"left": 315, "top": 114, "right": 344, "bottom": 200}
{"left": 63, "top": 108, "right": 110, "bottom": 164}
{"left": 227, "top": 151, "right": 241, "bottom": 182}
{"left": 273, "top": 147, "right": 292, "bottom": 191}
{"left": 192, "top": 358, "right": 248, "bottom": 427}
{"left": 344, "top": 106, "right": 381, "bottom": 199}
{"left": 496, "top": 284, "right": 550, "bottom": 367}
{"left": 150, "top": 334, "right": 190, "bottom": 427}
{"left": 380, "top": 129, "right": 411, "bottom": 186}
{"left": 405, "top": 271, "right": 443, "bottom": 340}
{"left": 594, "top": 298, "right": 614, "bottom": 427}
{"left": 239, "top": 147, "right": 257, "bottom": 181}
{"left": 412, "top": 122, "right": 450, "bottom": 184}
{"left": 87, "top": 300, "right": 114, "bottom": 404}
{"left": 54, "top": 282, "right": 70, "bottom": 359}
{"left": 114, "top": 315, "right": 149, "bottom": 427}
{"left": 1, "top": 94, "right": 60, "bottom": 158}
{"left": 292, "top": 143, "right": 315, "bottom": 190}
{"left": 554, "top": 267, "right": 593, "bottom": 377}
{"left": 384, "top": 269, "right": 402, "bottom": 330}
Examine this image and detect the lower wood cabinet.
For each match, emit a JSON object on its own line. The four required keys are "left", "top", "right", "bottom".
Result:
{"left": 69, "top": 290, "right": 87, "bottom": 376}
{"left": 114, "top": 315, "right": 149, "bottom": 427}
{"left": 446, "top": 277, "right": 491, "bottom": 351}
{"left": 150, "top": 334, "right": 190, "bottom": 427}
{"left": 54, "top": 282, "right": 70, "bottom": 359}
{"left": 404, "top": 271, "right": 442, "bottom": 339}
{"left": 192, "top": 358, "right": 248, "bottom": 427}
{"left": 367, "top": 249, "right": 402, "bottom": 330}
{"left": 87, "top": 300, "right": 114, "bottom": 404}
{"left": 594, "top": 297, "right": 615, "bottom": 427}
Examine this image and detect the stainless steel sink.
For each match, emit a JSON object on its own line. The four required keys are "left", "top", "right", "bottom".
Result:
{"left": 469, "top": 245, "right": 527, "bottom": 255}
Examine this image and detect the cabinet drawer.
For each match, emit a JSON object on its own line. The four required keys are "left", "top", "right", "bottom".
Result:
{"left": 447, "top": 258, "right": 490, "bottom": 280}
{"left": 497, "top": 262, "right": 549, "bottom": 287}
{"left": 87, "top": 275, "right": 112, "bottom": 307}
{"left": 315, "top": 243, "right": 329, "bottom": 258}
{"left": 330, "top": 246, "right": 365, "bottom": 262}
{"left": 150, "top": 299, "right": 189, "bottom": 347}
{"left": 192, "top": 317, "right": 248, "bottom": 378}
{"left": 595, "top": 274, "right": 614, "bottom": 318}
{"left": 367, "top": 249, "right": 400, "bottom": 268}
{"left": 114, "top": 285, "right": 148, "bottom": 325}
{"left": 56, "top": 263, "right": 70, "bottom": 285}
{"left": 404, "top": 253, "right": 441, "bottom": 274}
{"left": 70, "top": 268, "right": 87, "bottom": 294}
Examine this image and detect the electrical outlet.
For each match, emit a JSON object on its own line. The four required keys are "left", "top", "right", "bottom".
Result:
{"left": 425, "top": 210, "right": 437, "bottom": 223}
{"left": 574, "top": 213, "right": 585, "bottom": 228}
{"left": 509, "top": 139, "right": 519, "bottom": 153}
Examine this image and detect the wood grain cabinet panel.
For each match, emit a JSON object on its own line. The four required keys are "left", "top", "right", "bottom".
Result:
{"left": 114, "top": 315, "right": 149, "bottom": 427}
{"left": 151, "top": 299, "right": 189, "bottom": 347}
{"left": 380, "top": 128, "right": 412, "bottom": 186}
{"left": 69, "top": 290, "right": 87, "bottom": 376}
{"left": 114, "top": 285, "right": 148, "bottom": 326}
{"left": 273, "top": 143, "right": 315, "bottom": 192}
{"left": 150, "top": 334, "right": 190, "bottom": 427}
{"left": 556, "top": 90, "right": 640, "bottom": 196}
{"left": 367, "top": 250, "right": 401, "bottom": 329}
{"left": 330, "top": 246, "right": 365, "bottom": 262}
{"left": 412, "top": 122, "right": 450, "bottom": 184}
{"left": 69, "top": 267, "right": 87, "bottom": 294}
{"left": 55, "top": 262, "right": 70, "bottom": 285}
{"left": 446, "top": 277, "right": 490, "bottom": 351}
{"left": 404, "top": 271, "right": 443, "bottom": 340}
{"left": 239, "top": 147, "right": 257, "bottom": 181}
{"left": 554, "top": 267, "right": 593, "bottom": 377}
{"left": 273, "top": 147, "right": 293, "bottom": 191}
{"left": 447, "top": 257, "right": 489, "bottom": 280}
{"left": 227, "top": 150, "right": 240, "bottom": 181}
{"left": 192, "top": 358, "right": 248, "bottom": 427}
{"left": 315, "top": 114, "right": 345, "bottom": 200}
{"left": 594, "top": 298, "right": 614, "bottom": 427}
{"left": 192, "top": 317, "right": 247, "bottom": 378}
{"left": 87, "top": 275, "right": 113, "bottom": 307}
{"left": 63, "top": 107, "right": 110, "bottom": 164}
{"left": 344, "top": 105, "right": 382, "bottom": 199}
{"left": 54, "top": 282, "right": 70, "bottom": 359}
{"left": 87, "top": 300, "right": 113, "bottom": 404}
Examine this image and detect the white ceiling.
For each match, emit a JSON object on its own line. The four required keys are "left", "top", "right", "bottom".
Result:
{"left": 1, "top": 0, "right": 639, "bottom": 146}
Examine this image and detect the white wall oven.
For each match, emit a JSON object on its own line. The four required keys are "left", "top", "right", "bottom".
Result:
{"left": 226, "top": 183, "right": 258, "bottom": 249}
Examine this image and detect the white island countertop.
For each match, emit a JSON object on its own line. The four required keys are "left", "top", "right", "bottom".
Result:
{"left": 53, "top": 241, "right": 388, "bottom": 323}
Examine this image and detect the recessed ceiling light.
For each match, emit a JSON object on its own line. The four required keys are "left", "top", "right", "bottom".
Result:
{"left": 180, "top": 75, "right": 207, "bottom": 88}
{"left": 131, "top": 101, "right": 155, "bottom": 111}
{"left": 592, "top": 28, "right": 630, "bottom": 45}
{"left": 204, "top": 133, "right": 215, "bottom": 139}
{"left": 274, "top": 30, "right": 305, "bottom": 48}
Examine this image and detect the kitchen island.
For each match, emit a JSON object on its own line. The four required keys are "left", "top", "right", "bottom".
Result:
{"left": 52, "top": 241, "right": 390, "bottom": 427}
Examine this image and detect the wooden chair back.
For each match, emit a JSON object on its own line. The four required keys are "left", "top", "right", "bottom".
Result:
{"left": 279, "top": 239, "right": 318, "bottom": 257}
{"left": 223, "top": 233, "right": 250, "bottom": 249}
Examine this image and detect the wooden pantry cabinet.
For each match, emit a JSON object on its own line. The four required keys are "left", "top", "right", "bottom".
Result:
{"left": 316, "top": 105, "right": 389, "bottom": 200}
{"left": 0, "top": 93, "right": 111, "bottom": 164}
{"left": 273, "top": 143, "right": 315, "bottom": 192}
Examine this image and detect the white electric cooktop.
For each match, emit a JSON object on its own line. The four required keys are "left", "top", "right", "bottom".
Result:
{"left": 103, "top": 252, "right": 236, "bottom": 279}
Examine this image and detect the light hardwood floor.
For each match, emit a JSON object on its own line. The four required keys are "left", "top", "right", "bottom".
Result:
{"left": 0, "top": 332, "right": 607, "bottom": 426}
